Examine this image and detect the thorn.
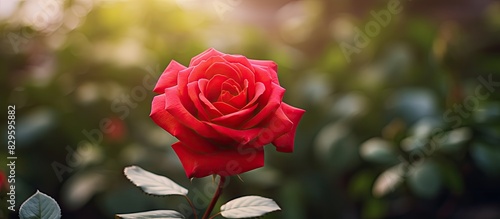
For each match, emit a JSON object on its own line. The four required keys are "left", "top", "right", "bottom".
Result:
{"left": 212, "top": 174, "right": 217, "bottom": 185}
{"left": 237, "top": 175, "right": 244, "bottom": 182}
{"left": 190, "top": 177, "right": 194, "bottom": 183}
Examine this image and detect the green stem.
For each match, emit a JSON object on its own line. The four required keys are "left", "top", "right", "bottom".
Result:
{"left": 202, "top": 176, "right": 227, "bottom": 219}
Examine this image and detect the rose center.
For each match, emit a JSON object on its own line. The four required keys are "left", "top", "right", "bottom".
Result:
{"left": 221, "top": 81, "right": 240, "bottom": 96}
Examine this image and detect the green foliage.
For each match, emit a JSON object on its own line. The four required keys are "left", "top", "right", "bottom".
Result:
{"left": 1, "top": 0, "right": 500, "bottom": 218}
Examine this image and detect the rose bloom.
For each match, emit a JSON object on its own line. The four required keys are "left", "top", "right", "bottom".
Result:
{"left": 150, "top": 48, "right": 305, "bottom": 178}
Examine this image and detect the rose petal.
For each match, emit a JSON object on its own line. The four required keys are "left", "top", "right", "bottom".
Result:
{"left": 242, "top": 83, "right": 285, "bottom": 129}
{"left": 249, "top": 59, "right": 278, "bottom": 72}
{"left": 199, "top": 92, "right": 223, "bottom": 118}
{"left": 189, "top": 48, "right": 225, "bottom": 66}
{"left": 212, "top": 101, "right": 239, "bottom": 115}
{"left": 211, "top": 104, "right": 258, "bottom": 128}
{"left": 198, "top": 78, "right": 209, "bottom": 92}
{"left": 251, "top": 67, "right": 275, "bottom": 111}
{"left": 272, "top": 103, "right": 306, "bottom": 152}
{"left": 249, "top": 60, "right": 279, "bottom": 85}
{"left": 153, "top": 60, "right": 186, "bottom": 94}
{"left": 222, "top": 54, "right": 253, "bottom": 70}
{"left": 172, "top": 142, "right": 265, "bottom": 178}
{"left": 187, "top": 81, "right": 210, "bottom": 120}
{"left": 205, "top": 62, "right": 240, "bottom": 82}
{"left": 226, "top": 89, "right": 247, "bottom": 109}
{"left": 247, "top": 105, "right": 293, "bottom": 148}
{"left": 253, "top": 65, "right": 273, "bottom": 101}
{"left": 178, "top": 56, "right": 226, "bottom": 97}
{"left": 233, "top": 63, "right": 256, "bottom": 97}
{"left": 219, "top": 90, "right": 233, "bottom": 103}
{"left": 204, "top": 122, "right": 263, "bottom": 145}
{"left": 170, "top": 81, "right": 198, "bottom": 115}
{"left": 205, "top": 74, "right": 228, "bottom": 102}
{"left": 221, "top": 79, "right": 241, "bottom": 95}
{"left": 150, "top": 95, "right": 218, "bottom": 153}
{"left": 188, "top": 56, "right": 227, "bottom": 83}
{"left": 244, "top": 82, "right": 265, "bottom": 109}
{"left": 253, "top": 65, "right": 280, "bottom": 86}
{"left": 177, "top": 67, "right": 193, "bottom": 97}
{"left": 164, "top": 86, "right": 219, "bottom": 138}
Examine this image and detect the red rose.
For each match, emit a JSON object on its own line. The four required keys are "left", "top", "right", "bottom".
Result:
{"left": 150, "top": 48, "right": 305, "bottom": 178}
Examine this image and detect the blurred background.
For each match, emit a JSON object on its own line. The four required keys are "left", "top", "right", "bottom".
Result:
{"left": 1, "top": 0, "right": 500, "bottom": 218}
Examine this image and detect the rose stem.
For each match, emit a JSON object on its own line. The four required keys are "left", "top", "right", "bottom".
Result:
{"left": 208, "top": 212, "right": 222, "bottom": 219}
{"left": 202, "top": 175, "right": 227, "bottom": 219}
{"left": 184, "top": 195, "right": 198, "bottom": 219}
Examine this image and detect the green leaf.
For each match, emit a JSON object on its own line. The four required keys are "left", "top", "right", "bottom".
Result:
{"left": 435, "top": 127, "right": 472, "bottom": 153}
{"left": 314, "top": 121, "right": 359, "bottom": 173}
{"left": 401, "top": 118, "right": 443, "bottom": 152}
{"left": 408, "top": 160, "right": 442, "bottom": 198}
{"left": 400, "top": 136, "right": 428, "bottom": 152}
{"left": 372, "top": 164, "right": 404, "bottom": 197}
{"left": 19, "top": 190, "right": 61, "bottom": 219}
{"left": 470, "top": 142, "right": 500, "bottom": 177}
{"left": 220, "top": 196, "right": 281, "bottom": 218}
{"left": 473, "top": 102, "right": 500, "bottom": 124}
{"left": 116, "top": 210, "right": 185, "bottom": 219}
{"left": 360, "top": 137, "right": 398, "bottom": 164}
{"left": 124, "top": 166, "right": 188, "bottom": 196}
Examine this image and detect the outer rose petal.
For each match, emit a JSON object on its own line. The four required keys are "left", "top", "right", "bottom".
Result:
{"left": 150, "top": 95, "right": 219, "bottom": 153}
{"left": 163, "top": 86, "right": 220, "bottom": 139}
{"left": 222, "top": 54, "right": 253, "bottom": 70}
{"left": 172, "top": 142, "right": 265, "bottom": 178}
{"left": 272, "top": 103, "right": 306, "bottom": 152}
{"left": 153, "top": 60, "right": 186, "bottom": 94}
{"left": 249, "top": 59, "right": 277, "bottom": 72}
{"left": 246, "top": 104, "right": 293, "bottom": 148}
{"left": 205, "top": 121, "right": 263, "bottom": 146}
{"left": 249, "top": 59, "right": 279, "bottom": 85}
{"left": 242, "top": 83, "right": 285, "bottom": 129}
{"left": 187, "top": 81, "right": 210, "bottom": 121}
{"left": 188, "top": 56, "right": 227, "bottom": 83}
{"left": 190, "top": 48, "right": 225, "bottom": 66}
